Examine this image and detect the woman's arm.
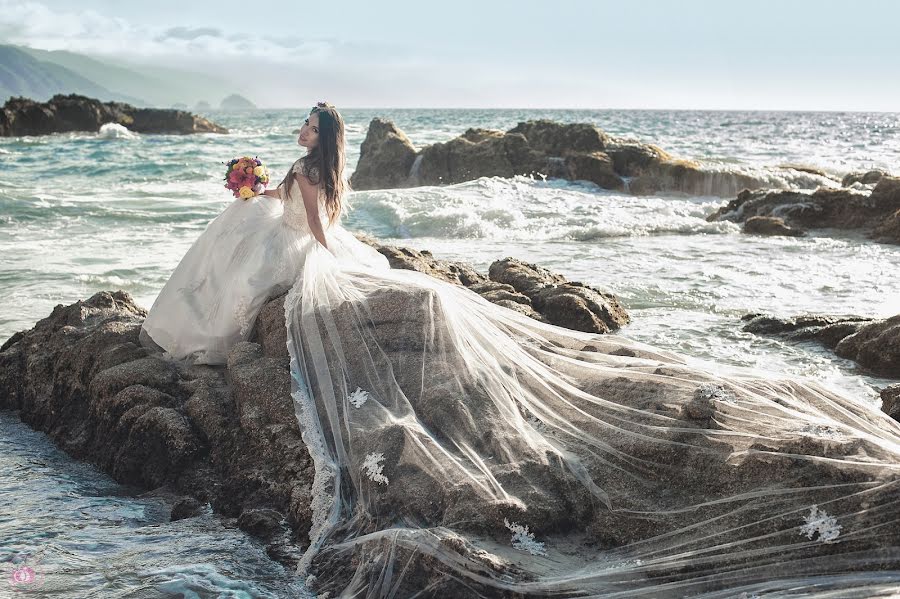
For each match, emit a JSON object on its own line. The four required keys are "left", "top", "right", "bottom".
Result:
{"left": 295, "top": 174, "right": 329, "bottom": 250}
{"left": 261, "top": 187, "right": 282, "bottom": 200}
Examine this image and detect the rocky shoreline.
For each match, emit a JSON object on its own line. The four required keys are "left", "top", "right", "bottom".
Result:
{"left": 2, "top": 237, "right": 899, "bottom": 595}
{"left": 0, "top": 242, "right": 628, "bottom": 576}
{"left": 349, "top": 118, "right": 836, "bottom": 198}
{"left": 0, "top": 94, "right": 228, "bottom": 136}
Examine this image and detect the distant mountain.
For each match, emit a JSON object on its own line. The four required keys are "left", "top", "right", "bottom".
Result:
{"left": 10, "top": 44, "right": 239, "bottom": 108}
{"left": 0, "top": 45, "right": 143, "bottom": 104}
{"left": 221, "top": 94, "right": 257, "bottom": 110}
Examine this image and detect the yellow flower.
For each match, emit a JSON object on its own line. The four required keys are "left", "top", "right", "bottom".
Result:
{"left": 232, "top": 163, "right": 241, "bottom": 171}
{"left": 253, "top": 165, "right": 265, "bottom": 176}
{"left": 238, "top": 186, "right": 254, "bottom": 199}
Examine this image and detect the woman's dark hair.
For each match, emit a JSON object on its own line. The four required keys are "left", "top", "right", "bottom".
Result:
{"left": 299, "top": 101, "right": 349, "bottom": 227}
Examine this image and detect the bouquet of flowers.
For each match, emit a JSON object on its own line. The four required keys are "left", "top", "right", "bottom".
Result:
{"left": 224, "top": 156, "right": 269, "bottom": 199}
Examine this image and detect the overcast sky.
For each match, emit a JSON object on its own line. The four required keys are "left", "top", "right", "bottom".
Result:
{"left": 1, "top": 0, "right": 898, "bottom": 110}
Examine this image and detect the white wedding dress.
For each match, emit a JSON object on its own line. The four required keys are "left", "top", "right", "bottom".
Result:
{"left": 138, "top": 156, "right": 389, "bottom": 365}
{"left": 143, "top": 157, "right": 900, "bottom": 597}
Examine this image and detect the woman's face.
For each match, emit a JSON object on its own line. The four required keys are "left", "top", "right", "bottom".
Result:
{"left": 298, "top": 112, "right": 320, "bottom": 149}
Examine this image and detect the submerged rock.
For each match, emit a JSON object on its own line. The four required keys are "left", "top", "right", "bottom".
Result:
{"left": 742, "top": 313, "right": 900, "bottom": 380}
{"left": 709, "top": 176, "right": 900, "bottom": 243}
{"left": 0, "top": 94, "right": 228, "bottom": 136}
{"left": 842, "top": 169, "right": 887, "bottom": 187}
{"left": 349, "top": 118, "right": 827, "bottom": 197}
{"left": 743, "top": 215, "right": 806, "bottom": 237}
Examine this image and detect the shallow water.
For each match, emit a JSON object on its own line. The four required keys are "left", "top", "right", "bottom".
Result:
{"left": 0, "top": 411, "right": 309, "bottom": 597}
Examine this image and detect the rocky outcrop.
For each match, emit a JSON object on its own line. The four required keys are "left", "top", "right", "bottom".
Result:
{"left": 350, "top": 119, "right": 418, "bottom": 189}
{"left": 708, "top": 176, "right": 900, "bottom": 243}
{"left": 356, "top": 234, "right": 630, "bottom": 333}
{"left": 0, "top": 290, "right": 311, "bottom": 563}
{"left": 0, "top": 94, "right": 228, "bottom": 136}
{"left": 742, "top": 313, "right": 900, "bottom": 379}
{"left": 3, "top": 258, "right": 900, "bottom": 594}
{"left": 842, "top": 170, "right": 887, "bottom": 187}
{"left": 743, "top": 215, "right": 806, "bottom": 236}
{"left": 0, "top": 243, "right": 627, "bottom": 567}
{"left": 349, "top": 118, "right": 831, "bottom": 197}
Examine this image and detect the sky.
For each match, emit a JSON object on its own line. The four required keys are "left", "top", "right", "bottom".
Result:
{"left": 1, "top": 0, "right": 898, "bottom": 110}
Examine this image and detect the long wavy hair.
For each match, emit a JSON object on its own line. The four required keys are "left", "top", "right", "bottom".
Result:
{"left": 295, "top": 101, "right": 349, "bottom": 228}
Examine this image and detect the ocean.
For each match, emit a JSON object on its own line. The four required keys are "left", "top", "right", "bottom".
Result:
{"left": 1, "top": 108, "right": 899, "bottom": 596}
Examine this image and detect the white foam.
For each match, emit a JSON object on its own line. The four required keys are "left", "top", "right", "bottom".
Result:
{"left": 98, "top": 123, "right": 138, "bottom": 139}
{"left": 347, "top": 175, "right": 738, "bottom": 241}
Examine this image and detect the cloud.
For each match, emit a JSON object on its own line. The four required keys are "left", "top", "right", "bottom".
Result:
{"left": 159, "top": 26, "right": 223, "bottom": 41}
{"left": 0, "top": 0, "right": 337, "bottom": 64}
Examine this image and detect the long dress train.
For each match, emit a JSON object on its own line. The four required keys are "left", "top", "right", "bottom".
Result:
{"left": 282, "top": 229, "right": 900, "bottom": 596}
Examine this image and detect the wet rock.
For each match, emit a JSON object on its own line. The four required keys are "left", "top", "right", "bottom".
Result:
{"left": 489, "top": 258, "right": 629, "bottom": 333}
{"left": 709, "top": 176, "right": 900, "bottom": 243}
{"left": 834, "top": 315, "right": 900, "bottom": 378}
{"left": 743, "top": 215, "right": 806, "bottom": 237}
{"left": 842, "top": 170, "right": 887, "bottom": 187}
{"left": 237, "top": 507, "right": 287, "bottom": 540}
{"left": 171, "top": 496, "right": 205, "bottom": 521}
{"left": 0, "top": 289, "right": 311, "bottom": 566}
{"left": 354, "top": 234, "right": 627, "bottom": 331}
{"left": 872, "top": 208, "right": 900, "bottom": 244}
{"left": 350, "top": 118, "right": 804, "bottom": 197}
{"left": 881, "top": 385, "right": 900, "bottom": 421}
{"left": 348, "top": 118, "right": 417, "bottom": 189}
{"left": 742, "top": 313, "right": 900, "bottom": 377}
{"left": 0, "top": 94, "right": 228, "bottom": 136}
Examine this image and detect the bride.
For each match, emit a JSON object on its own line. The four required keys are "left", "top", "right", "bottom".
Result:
{"left": 141, "top": 103, "right": 900, "bottom": 597}
{"left": 138, "top": 101, "right": 388, "bottom": 365}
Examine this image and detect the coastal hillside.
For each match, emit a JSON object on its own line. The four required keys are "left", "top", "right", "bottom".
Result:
{"left": 0, "top": 45, "right": 142, "bottom": 104}
{"left": 4, "top": 43, "right": 243, "bottom": 108}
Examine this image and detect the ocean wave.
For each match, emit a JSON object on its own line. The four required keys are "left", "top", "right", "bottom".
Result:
{"left": 345, "top": 175, "right": 739, "bottom": 241}
{"left": 98, "top": 123, "right": 138, "bottom": 139}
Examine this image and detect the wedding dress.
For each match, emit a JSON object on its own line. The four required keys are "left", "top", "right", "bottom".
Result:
{"left": 138, "top": 156, "right": 388, "bottom": 365}
{"left": 144, "top": 157, "right": 900, "bottom": 596}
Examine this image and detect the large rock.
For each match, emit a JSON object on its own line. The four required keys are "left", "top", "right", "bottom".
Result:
{"left": 0, "top": 94, "right": 228, "bottom": 136}
{"left": 488, "top": 257, "right": 629, "bottom": 333}
{"left": 348, "top": 118, "right": 418, "bottom": 190}
{"left": 742, "top": 313, "right": 900, "bottom": 380}
{"left": 355, "top": 234, "right": 629, "bottom": 334}
{"left": 0, "top": 290, "right": 311, "bottom": 561}
{"left": 709, "top": 176, "right": 900, "bottom": 243}
{"left": 350, "top": 118, "right": 825, "bottom": 197}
